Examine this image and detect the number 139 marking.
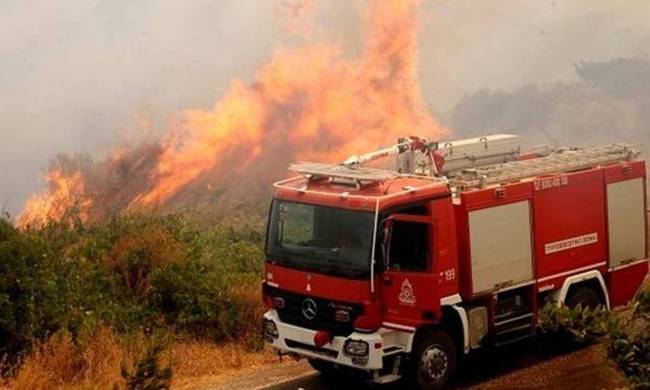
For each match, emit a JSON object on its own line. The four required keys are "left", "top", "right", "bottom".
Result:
{"left": 443, "top": 269, "right": 456, "bottom": 281}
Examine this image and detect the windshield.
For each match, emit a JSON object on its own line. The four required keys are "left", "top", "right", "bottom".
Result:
{"left": 266, "top": 200, "right": 375, "bottom": 279}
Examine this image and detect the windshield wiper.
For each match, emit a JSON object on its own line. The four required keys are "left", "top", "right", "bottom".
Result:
{"left": 325, "top": 258, "right": 368, "bottom": 277}
{"left": 270, "top": 246, "right": 368, "bottom": 278}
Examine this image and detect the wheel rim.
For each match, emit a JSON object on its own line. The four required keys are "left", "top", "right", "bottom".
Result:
{"left": 419, "top": 345, "right": 449, "bottom": 383}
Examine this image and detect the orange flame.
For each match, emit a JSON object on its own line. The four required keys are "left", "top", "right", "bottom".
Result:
{"left": 18, "top": 169, "right": 92, "bottom": 228}
{"left": 19, "top": 0, "right": 448, "bottom": 226}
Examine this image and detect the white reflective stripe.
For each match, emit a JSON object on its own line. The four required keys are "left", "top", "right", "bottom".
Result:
{"left": 537, "top": 262, "right": 607, "bottom": 283}
{"left": 609, "top": 258, "right": 648, "bottom": 272}
{"left": 382, "top": 322, "right": 416, "bottom": 332}
{"left": 440, "top": 294, "right": 462, "bottom": 306}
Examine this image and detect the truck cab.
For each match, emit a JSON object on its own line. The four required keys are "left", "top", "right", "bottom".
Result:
{"left": 262, "top": 135, "right": 648, "bottom": 389}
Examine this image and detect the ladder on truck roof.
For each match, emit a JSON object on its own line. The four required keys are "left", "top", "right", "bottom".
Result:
{"left": 450, "top": 143, "right": 641, "bottom": 191}
{"left": 289, "top": 134, "right": 522, "bottom": 186}
{"left": 289, "top": 162, "right": 402, "bottom": 183}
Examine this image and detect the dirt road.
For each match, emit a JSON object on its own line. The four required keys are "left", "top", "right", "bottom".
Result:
{"left": 208, "top": 340, "right": 627, "bottom": 390}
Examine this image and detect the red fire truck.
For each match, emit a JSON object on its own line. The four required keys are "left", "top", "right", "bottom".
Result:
{"left": 262, "top": 134, "right": 648, "bottom": 389}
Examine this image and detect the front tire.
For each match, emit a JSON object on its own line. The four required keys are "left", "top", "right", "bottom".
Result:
{"left": 407, "top": 329, "right": 457, "bottom": 390}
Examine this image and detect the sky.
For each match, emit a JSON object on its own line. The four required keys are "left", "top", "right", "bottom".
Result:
{"left": 1, "top": 0, "right": 649, "bottom": 215}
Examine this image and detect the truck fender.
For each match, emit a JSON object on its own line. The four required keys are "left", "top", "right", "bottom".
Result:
{"left": 411, "top": 304, "right": 469, "bottom": 357}
{"left": 450, "top": 305, "right": 470, "bottom": 354}
{"left": 553, "top": 270, "right": 610, "bottom": 310}
{"left": 438, "top": 302, "right": 470, "bottom": 355}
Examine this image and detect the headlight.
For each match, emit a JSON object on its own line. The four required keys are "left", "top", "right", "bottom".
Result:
{"left": 343, "top": 339, "right": 369, "bottom": 357}
{"left": 264, "top": 319, "right": 279, "bottom": 338}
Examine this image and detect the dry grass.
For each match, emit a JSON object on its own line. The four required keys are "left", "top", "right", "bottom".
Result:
{"left": 3, "top": 327, "right": 130, "bottom": 390}
{"left": 170, "top": 342, "right": 276, "bottom": 390}
{"left": 1, "top": 328, "right": 276, "bottom": 390}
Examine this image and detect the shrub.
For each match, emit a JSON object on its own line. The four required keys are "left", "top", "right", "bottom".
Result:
{"left": 149, "top": 262, "right": 264, "bottom": 343}
{"left": 103, "top": 224, "right": 187, "bottom": 298}
{"left": 606, "top": 290, "right": 650, "bottom": 389}
{"left": 539, "top": 290, "right": 650, "bottom": 388}
{"left": 120, "top": 340, "right": 173, "bottom": 390}
{"left": 0, "top": 213, "right": 265, "bottom": 366}
{"left": 538, "top": 302, "right": 610, "bottom": 345}
{"left": 0, "top": 218, "right": 64, "bottom": 357}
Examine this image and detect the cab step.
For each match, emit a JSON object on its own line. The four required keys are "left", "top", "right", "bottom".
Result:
{"left": 495, "top": 313, "right": 533, "bottom": 327}
{"left": 495, "top": 311, "right": 535, "bottom": 346}
{"left": 372, "top": 354, "right": 403, "bottom": 385}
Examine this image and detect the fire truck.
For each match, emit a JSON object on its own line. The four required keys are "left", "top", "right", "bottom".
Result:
{"left": 262, "top": 134, "right": 648, "bottom": 389}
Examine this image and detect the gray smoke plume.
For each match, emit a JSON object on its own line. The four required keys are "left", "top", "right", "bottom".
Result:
{"left": 444, "top": 58, "right": 650, "bottom": 152}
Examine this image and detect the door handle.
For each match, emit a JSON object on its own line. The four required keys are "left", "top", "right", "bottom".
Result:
{"left": 383, "top": 275, "right": 393, "bottom": 286}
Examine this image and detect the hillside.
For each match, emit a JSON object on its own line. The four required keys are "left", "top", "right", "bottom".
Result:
{"left": 445, "top": 58, "right": 650, "bottom": 152}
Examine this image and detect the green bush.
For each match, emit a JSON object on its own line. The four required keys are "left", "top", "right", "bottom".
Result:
{"left": 606, "top": 290, "right": 650, "bottom": 389}
{"left": 0, "top": 219, "right": 62, "bottom": 357}
{"left": 0, "top": 213, "right": 265, "bottom": 363}
{"left": 538, "top": 302, "right": 610, "bottom": 344}
{"left": 539, "top": 290, "right": 650, "bottom": 389}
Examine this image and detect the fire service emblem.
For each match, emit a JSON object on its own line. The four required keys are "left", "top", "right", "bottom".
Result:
{"left": 399, "top": 279, "right": 417, "bottom": 305}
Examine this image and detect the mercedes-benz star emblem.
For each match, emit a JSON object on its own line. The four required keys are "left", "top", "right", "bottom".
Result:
{"left": 302, "top": 298, "right": 318, "bottom": 320}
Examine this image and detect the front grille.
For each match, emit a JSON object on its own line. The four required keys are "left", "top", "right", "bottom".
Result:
{"left": 265, "top": 286, "right": 362, "bottom": 336}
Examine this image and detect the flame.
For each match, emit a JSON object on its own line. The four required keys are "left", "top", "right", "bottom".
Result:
{"left": 134, "top": 80, "right": 267, "bottom": 205}
{"left": 18, "top": 169, "right": 92, "bottom": 228}
{"left": 19, "top": 0, "right": 448, "bottom": 226}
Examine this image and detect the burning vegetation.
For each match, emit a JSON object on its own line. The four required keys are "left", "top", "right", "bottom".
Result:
{"left": 18, "top": 0, "right": 446, "bottom": 228}
{"left": 17, "top": 168, "right": 92, "bottom": 228}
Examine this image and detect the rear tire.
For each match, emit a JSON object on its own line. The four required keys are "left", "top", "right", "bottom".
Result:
{"left": 565, "top": 285, "right": 603, "bottom": 309}
{"left": 407, "top": 329, "right": 457, "bottom": 390}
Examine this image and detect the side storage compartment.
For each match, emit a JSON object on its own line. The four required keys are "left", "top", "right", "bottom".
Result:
{"left": 532, "top": 170, "right": 608, "bottom": 280}
{"left": 607, "top": 177, "right": 646, "bottom": 269}
{"left": 468, "top": 201, "right": 533, "bottom": 293}
{"left": 604, "top": 161, "right": 648, "bottom": 307}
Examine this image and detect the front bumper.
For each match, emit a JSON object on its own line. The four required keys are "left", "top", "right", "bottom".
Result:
{"left": 263, "top": 310, "right": 413, "bottom": 370}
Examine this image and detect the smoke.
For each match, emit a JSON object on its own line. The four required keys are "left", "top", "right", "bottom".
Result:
{"left": 0, "top": 0, "right": 279, "bottom": 216}
{"left": 418, "top": 0, "right": 650, "bottom": 112}
{"left": 2, "top": 0, "right": 650, "bottom": 217}
{"left": 16, "top": 0, "right": 446, "bottom": 227}
{"left": 445, "top": 58, "right": 650, "bottom": 152}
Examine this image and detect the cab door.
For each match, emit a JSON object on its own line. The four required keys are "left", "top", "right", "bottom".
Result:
{"left": 380, "top": 214, "right": 440, "bottom": 326}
